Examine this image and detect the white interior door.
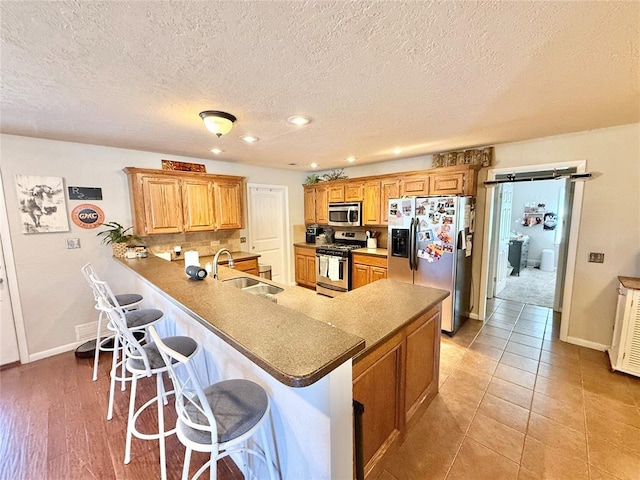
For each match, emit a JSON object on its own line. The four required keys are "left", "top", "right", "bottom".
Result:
{"left": 494, "top": 184, "right": 513, "bottom": 296}
{"left": 0, "top": 235, "right": 20, "bottom": 365}
{"left": 247, "top": 185, "right": 289, "bottom": 284}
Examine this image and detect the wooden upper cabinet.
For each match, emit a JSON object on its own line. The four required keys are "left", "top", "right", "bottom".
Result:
{"left": 328, "top": 184, "right": 345, "bottom": 203}
{"left": 139, "top": 175, "right": 183, "bottom": 235}
{"left": 363, "top": 181, "right": 381, "bottom": 225}
{"left": 430, "top": 167, "right": 477, "bottom": 196}
{"left": 399, "top": 175, "right": 429, "bottom": 196}
{"left": 315, "top": 186, "right": 329, "bottom": 224}
{"left": 213, "top": 178, "right": 243, "bottom": 229}
{"left": 182, "top": 178, "right": 215, "bottom": 232}
{"left": 345, "top": 182, "right": 365, "bottom": 202}
{"left": 124, "top": 167, "right": 244, "bottom": 235}
{"left": 380, "top": 178, "right": 399, "bottom": 225}
{"left": 304, "top": 187, "right": 317, "bottom": 224}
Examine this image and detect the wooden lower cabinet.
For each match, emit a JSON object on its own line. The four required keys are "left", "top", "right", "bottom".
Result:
{"left": 294, "top": 245, "right": 317, "bottom": 289}
{"left": 352, "top": 253, "right": 387, "bottom": 289}
{"left": 352, "top": 306, "right": 441, "bottom": 479}
{"left": 230, "top": 258, "right": 259, "bottom": 276}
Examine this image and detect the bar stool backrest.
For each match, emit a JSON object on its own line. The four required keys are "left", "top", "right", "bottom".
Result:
{"left": 148, "top": 326, "right": 219, "bottom": 446}
{"left": 96, "top": 292, "right": 152, "bottom": 373}
{"left": 81, "top": 263, "right": 103, "bottom": 303}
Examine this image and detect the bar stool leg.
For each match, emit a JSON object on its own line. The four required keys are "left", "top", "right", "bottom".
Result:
{"left": 92, "top": 310, "right": 105, "bottom": 381}
{"left": 182, "top": 447, "right": 192, "bottom": 480}
{"left": 107, "top": 334, "right": 120, "bottom": 421}
{"left": 124, "top": 374, "right": 138, "bottom": 465}
{"left": 261, "top": 422, "right": 278, "bottom": 480}
{"left": 157, "top": 372, "right": 167, "bottom": 480}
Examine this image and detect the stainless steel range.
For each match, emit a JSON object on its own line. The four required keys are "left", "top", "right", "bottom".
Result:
{"left": 316, "top": 231, "right": 367, "bottom": 297}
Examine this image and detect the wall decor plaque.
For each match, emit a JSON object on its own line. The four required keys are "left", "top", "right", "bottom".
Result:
{"left": 71, "top": 203, "right": 105, "bottom": 229}
{"left": 161, "top": 160, "right": 206, "bottom": 173}
{"left": 433, "top": 146, "right": 493, "bottom": 168}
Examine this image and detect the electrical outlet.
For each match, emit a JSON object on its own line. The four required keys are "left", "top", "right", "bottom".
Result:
{"left": 66, "top": 238, "right": 81, "bottom": 249}
{"left": 240, "top": 237, "right": 247, "bottom": 243}
{"left": 588, "top": 252, "right": 605, "bottom": 263}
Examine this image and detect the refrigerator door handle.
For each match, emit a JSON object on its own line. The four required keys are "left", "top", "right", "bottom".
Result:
{"left": 408, "top": 218, "right": 415, "bottom": 270}
{"left": 411, "top": 217, "right": 418, "bottom": 271}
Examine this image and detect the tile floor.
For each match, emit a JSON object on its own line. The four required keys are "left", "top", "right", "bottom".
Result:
{"left": 375, "top": 298, "right": 640, "bottom": 480}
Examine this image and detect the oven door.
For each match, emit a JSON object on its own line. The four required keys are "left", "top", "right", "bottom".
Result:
{"left": 316, "top": 253, "right": 349, "bottom": 297}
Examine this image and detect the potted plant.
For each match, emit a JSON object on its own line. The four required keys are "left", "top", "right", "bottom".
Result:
{"left": 96, "top": 221, "right": 141, "bottom": 257}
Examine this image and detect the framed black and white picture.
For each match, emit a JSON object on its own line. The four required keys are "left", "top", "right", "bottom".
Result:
{"left": 15, "top": 175, "right": 70, "bottom": 233}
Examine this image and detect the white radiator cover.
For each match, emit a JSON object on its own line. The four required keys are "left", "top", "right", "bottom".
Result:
{"left": 608, "top": 283, "right": 640, "bottom": 377}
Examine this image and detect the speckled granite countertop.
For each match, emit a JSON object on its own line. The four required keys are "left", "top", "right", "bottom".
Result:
{"left": 175, "top": 251, "right": 259, "bottom": 265}
{"left": 619, "top": 276, "right": 640, "bottom": 290}
{"left": 352, "top": 247, "right": 388, "bottom": 258}
{"left": 116, "top": 255, "right": 447, "bottom": 386}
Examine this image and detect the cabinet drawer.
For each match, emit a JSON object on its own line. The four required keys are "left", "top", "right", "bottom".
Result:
{"left": 352, "top": 253, "right": 387, "bottom": 268}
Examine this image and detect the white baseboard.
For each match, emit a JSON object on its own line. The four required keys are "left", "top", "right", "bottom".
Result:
{"left": 468, "top": 312, "right": 482, "bottom": 321}
{"left": 29, "top": 341, "right": 83, "bottom": 363}
{"left": 565, "top": 336, "right": 609, "bottom": 352}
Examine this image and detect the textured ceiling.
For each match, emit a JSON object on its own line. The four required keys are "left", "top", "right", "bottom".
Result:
{"left": 1, "top": 1, "right": 638, "bottom": 171}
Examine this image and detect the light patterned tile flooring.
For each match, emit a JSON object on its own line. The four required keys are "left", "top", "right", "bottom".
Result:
{"left": 376, "top": 298, "right": 640, "bottom": 480}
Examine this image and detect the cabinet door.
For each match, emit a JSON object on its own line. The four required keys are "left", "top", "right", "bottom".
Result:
{"left": 305, "top": 255, "right": 317, "bottom": 287}
{"left": 370, "top": 266, "right": 387, "bottom": 283}
{"left": 400, "top": 175, "right": 429, "bottom": 196}
{"left": 182, "top": 179, "right": 215, "bottom": 232}
{"left": 363, "top": 181, "right": 381, "bottom": 226}
{"left": 352, "top": 264, "right": 370, "bottom": 290}
{"left": 345, "top": 182, "right": 365, "bottom": 202}
{"left": 328, "top": 185, "right": 345, "bottom": 203}
{"left": 295, "top": 253, "right": 307, "bottom": 285}
{"left": 381, "top": 179, "right": 400, "bottom": 225}
{"left": 214, "top": 179, "right": 243, "bottom": 229}
{"left": 304, "top": 188, "right": 316, "bottom": 224}
{"left": 429, "top": 172, "right": 465, "bottom": 196}
{"left": 405, "top": 312, "right": 437, "bottom": 422}
{"left": 315, "top": 186, "right": 329, "bottom": 224}
{"left": 141, "top": 175, "right": 184, "bottom": 234}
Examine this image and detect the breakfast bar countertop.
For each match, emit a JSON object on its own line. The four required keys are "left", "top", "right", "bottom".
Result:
{"left": 116, "top": 255, "right": 448, "bottom": 387}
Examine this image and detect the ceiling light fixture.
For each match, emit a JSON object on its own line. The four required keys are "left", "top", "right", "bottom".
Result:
{"left": 210, "top": 148, "right": 223, "bottom": 154}
{"left": 310, "top": 162, "right": 318, "bottom": 169}
{"left": 239, "top": 135, "right": 259, "bottom": 143}
{"left": 287, "top": 115, "right": 311, "bottom": 126}
{"left": 199, "top": 111, "right": 237, "bottom": 137}
{"left": 347, "top": 156, "right": 356, "bottom": 163}
{"left": 393, "top": 148, "right": 402, "bottom": 155}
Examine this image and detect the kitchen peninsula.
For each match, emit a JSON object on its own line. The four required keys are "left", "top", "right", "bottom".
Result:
{"left": 114, "top": 254, "right": 448, "bottom": 479}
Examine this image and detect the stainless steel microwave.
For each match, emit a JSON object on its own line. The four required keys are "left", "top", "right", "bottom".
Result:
{"left": 328, "top": 202, "right": 362, "bottom": 227}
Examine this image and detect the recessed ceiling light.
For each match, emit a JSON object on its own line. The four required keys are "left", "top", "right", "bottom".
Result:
{"left": 393, "top": 148, "right": 402, "bottom": 155}
{"left": 310, "top": 163, "right": 318, "bottom": 169}
{"left": 347, "top": 156, "right": 356, "bottom": 163}
{"left": 287, "top": 115, "right": 311, "bottom": 126}
{"left": 239, "top": 135, "right": 259, "bottom": 143}
{"left": 210, "top": 148, "right": 223, "bottom": 154}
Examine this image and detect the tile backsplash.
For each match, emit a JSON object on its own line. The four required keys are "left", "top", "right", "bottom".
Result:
{"left": 142, "top": 230, "right": 241, "bottom": 260}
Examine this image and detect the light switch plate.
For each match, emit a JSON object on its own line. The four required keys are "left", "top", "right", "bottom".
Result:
{"left": 588, "top": 252, "right": 604, "bottom": 263}
{"left": 66, "top": 238, "right": 81, "bottom": 249}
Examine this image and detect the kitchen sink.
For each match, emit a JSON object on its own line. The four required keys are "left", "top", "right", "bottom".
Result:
{"left": 222, "top": 277, "right": 260, "bottom": 289}
{"left": 222, "top": 277, "right": 283, "bottom": 296}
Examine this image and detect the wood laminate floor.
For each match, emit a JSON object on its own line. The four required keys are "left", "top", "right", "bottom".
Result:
{"left": 0, "top": 348, "right": 241, "bottom": 480}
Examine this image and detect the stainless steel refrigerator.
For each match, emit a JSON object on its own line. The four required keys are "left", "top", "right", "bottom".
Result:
{"left": 387, "top": 196, "right": 475, "bottom": 334}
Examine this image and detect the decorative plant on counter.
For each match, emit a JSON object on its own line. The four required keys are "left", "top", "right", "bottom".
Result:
{"left": 321, "top": 169, "right": 348, "bottom": 182}
{"left": 96, "top": 221, "right": 141, "bottom": 257}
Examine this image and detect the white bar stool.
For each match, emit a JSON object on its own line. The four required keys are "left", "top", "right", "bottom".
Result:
{"left": 98, "top": 296, "right": 199, "bottom": 480}
{"left": 81, "top": 263, "right": 144, "bottom": 381}
{"left": 149, "top": 326, "right": 281, "bottom": 480}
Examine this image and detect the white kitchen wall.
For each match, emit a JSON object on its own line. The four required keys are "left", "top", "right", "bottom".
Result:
{"left": 0, "top": 134, "right": 306, "bottom": 359}
{"left": 509, "top": 179, "right": 563, "bottom": 265}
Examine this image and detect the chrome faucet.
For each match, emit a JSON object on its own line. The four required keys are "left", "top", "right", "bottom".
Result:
{"left": 212, "top": 248, "right": 234, "bottom": 279}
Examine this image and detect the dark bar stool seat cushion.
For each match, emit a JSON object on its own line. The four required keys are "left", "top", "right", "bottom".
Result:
{"left": 180, "top": 379, "right": 268, "bottom": 444}
{"left": 128, "top": 336, "right": 198, "bottom": 371}
{"left": 113, "top": 293, "right": 143, "bottom": 308}
{"left": 124, "top": 309, "right": 164, "bottom": 328}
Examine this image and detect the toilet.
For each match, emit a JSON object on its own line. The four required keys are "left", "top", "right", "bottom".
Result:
{"left": 540, "top": 248, "right": 555, "bottom": 272}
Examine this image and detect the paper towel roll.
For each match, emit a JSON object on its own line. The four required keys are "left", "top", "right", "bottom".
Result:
{"left": 184, "top": 250, "right": 200, "bottom": 268}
